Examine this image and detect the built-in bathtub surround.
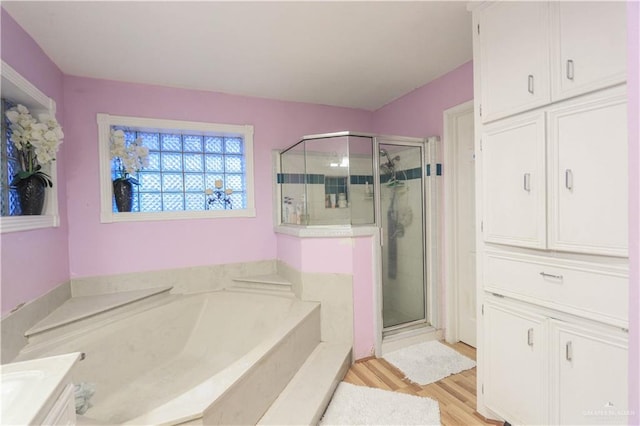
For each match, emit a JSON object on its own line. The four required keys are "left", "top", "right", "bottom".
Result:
{"left": 14, "top": 291, "right": 323, "bottom": 425}
{"left": 1, "top": 281, "right": 71, "bottom": 363}
{"left": 69, "top": 259, "right": 277, "bottom": 297}
{"left": 276, "top": 230, "right": 378, "bottom": 360}
{"left": 277, "top": 260, "right": 354, "bottom": 347}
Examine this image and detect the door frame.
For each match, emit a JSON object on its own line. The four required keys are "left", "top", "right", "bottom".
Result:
{"left": 373, "top": 136, "right": 440, "bottom": 354}
{"left": 443, "top": 100, "right": 475, "bottom": 344}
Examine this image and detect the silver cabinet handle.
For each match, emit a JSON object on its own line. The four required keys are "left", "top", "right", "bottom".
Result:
{"left": 566, "top": 341, "right": 573, "bottom": 361}
{"left": 527, "top": 328, "right": 534, "bottom": 346}
{"left": 528, "top": 75, "right": 534, "bottom": 94}
{"left": 566, "top": 59, "right": 575, "bottom": 80}
{"left": 524, "top": 173, "right": 531, "bottom": 192}
{"left": 565, "top": 169, "right": 573, "bottom": 190}
{"left": 540, "top": 272, "right": 563, "bottom": 280}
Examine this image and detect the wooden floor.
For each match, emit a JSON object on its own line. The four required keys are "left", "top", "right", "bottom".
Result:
{"left": 343, "top": 341, "right": 502, "bottom": 426}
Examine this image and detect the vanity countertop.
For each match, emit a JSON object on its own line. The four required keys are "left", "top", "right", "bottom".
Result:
{"left": 1, "top": 352, "right": 82, "bottom": 425}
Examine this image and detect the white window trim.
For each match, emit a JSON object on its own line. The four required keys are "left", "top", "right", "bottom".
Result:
{"left": 0, "top": 61, "right": 60, "bottom": 233}
{"left": 97, "top": 113, "right": 256, "bottom": 223}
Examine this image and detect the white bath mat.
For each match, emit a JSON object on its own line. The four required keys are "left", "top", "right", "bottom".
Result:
{"left": 320, "top": 382, "right": 440, "bottom": 425}
{"left": 384, "top": 341, "right": 476, "bottom": 385}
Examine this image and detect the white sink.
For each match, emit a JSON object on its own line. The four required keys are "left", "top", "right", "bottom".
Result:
{"left": 1, "top": 352, "right": 81, "bottom": 425}
{"left": 1, "top": 370, "right": 46, "bottom": 407}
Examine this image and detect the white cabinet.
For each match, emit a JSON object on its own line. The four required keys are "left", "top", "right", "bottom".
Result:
{"left": 484, "top": 300, "right": 547, "bottom": 425}
{"left": 550, "top": 2, "right": 627, "bottom": 101}
{"left": 550, "top": 321, "right": 628, "bottom": 425}
{"left": 547, "top": 88, "right": 628, "bottom": 256}
{"left": 473, "top": 1, "right": 629, "bottom": 425}
{"left": 477, "top": 1, "right": 627, "bottom": 123}
{"left": 41, "top": 384, "right": 76, "bottom": 426}
{"left": 482, "top": 112, "right": 546, "bottom": 249}
{"left": 484, "top": 297, "right": 629, "bottom": 426}
{"left": 478, "top": 2, "right": 550, "bottom": 122}
{"left": 481, "top": 86, "right": 628, "bottom": 257}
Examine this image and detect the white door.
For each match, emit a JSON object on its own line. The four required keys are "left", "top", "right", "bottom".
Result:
{"left": 453, "top": 107, "right": 477, "bottom": 347}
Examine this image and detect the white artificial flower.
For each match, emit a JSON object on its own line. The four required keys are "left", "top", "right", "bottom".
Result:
{"left": 5, "top": 104, "right": 63, "bottom": 168}
{"left": 110, "top": 131, "right": 149, "bottom": 178}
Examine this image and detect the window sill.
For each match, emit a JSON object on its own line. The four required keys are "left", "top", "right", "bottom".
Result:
{"left": 0, "top": 215, "right": 60, "bottom": 233}
{"left": 101, "top": 208, "right": 256, "bottom": 223}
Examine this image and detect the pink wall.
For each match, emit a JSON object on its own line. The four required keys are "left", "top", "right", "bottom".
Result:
{"left": 627, "top": 1, "right": 639, "bottom": 423}
{"left": 276, "top": 233, "right": 376, "bottom": 359}
{"left": 0, "top": 9, "right": 70, "bottom": 316}
{"left": 373, "top": 61, "right": 474, "bottom": 138}
{"left": 63, "top": 76, "right": 372, "bottom": 278}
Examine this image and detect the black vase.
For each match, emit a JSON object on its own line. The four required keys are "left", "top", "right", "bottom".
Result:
{"left": 16, "top": 175, "right": 46, "bottom": 215}
{"left": 113, "top": 179, "right": 134, "bottom": 212}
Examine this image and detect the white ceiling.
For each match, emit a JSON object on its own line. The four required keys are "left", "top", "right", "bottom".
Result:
{"left": 2, "top": 1, "right": 473, "bottom": 111}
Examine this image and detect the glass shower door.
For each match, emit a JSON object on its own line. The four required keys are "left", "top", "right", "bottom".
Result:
{"left": 378, "top": 142, "right": 427, "bottom": 330}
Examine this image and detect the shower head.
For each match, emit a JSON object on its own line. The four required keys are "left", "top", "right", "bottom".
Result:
{"left": 380, "top": 149, "right": 389, "bottom": 157}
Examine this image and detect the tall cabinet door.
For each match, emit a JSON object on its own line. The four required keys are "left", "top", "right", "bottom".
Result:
{"left": 484, "top": 301, "right": 547, "bottom": 425}
{"left": 478, "top": 2, "right": 550, "bottom": 122}
{"left": 550, "top": 320, "right": 628, "bottom": 425}
{"left": 547, "top": 87, "right": 628, "bottom": 256}
{"left": 482, "top": 112, "right": 546, "bottom": 249}
{"left": 550, "top": 2, "right": 627, "bottom": 101}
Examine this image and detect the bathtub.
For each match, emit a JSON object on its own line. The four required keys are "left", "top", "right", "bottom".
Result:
{"left": 14, "top": 290, "right": 321, "bottom": 425}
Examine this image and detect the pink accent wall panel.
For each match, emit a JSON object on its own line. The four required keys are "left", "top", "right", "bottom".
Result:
{"left": 352, "top": 236, "right": 376, "bottom": 359}
{"left": 1, "top": 9, "right": 70, "bottom": 316}
{"left": 373, "top": 61, "right": 473, "bottom": 138}
{"left": 62, "top": 76, "right": 372, "bottom": 278}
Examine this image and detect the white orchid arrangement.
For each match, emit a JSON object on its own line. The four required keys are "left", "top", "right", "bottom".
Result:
{"left": 5, "top": 104, "right": 64, "bottom": 187}
{"left": 110, "top": 129, "right": 149, "bottom": 183}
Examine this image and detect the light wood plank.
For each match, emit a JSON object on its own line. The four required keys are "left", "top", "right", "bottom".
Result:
{"left": 342, "top": 342, "right": 501, "bottom": 426}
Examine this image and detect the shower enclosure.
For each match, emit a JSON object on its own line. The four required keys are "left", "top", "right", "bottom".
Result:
{"left": 277, "top": 132, "right": 437, "bottom": 335}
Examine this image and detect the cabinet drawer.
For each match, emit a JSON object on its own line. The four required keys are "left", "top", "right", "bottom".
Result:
{"left": 484, "top": 252, "right": 627, "bottom": 326}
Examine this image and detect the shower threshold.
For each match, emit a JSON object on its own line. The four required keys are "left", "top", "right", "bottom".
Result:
{"left": 382, "top": 323, "right": 442, "bottom": 354}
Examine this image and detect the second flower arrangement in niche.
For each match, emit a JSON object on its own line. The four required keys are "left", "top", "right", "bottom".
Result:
{"left": 110, "top": 129, "right": 149, "bottom": 183}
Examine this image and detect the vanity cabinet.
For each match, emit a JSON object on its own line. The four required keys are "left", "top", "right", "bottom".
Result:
{"left": 41, "top": 384, "right": 76, "bottom": 426}
{"left": 478, "top": 1, "right": 626, "bottom": 123}
{"left": 481, "top": 86, "right": 628, "bottom": 257}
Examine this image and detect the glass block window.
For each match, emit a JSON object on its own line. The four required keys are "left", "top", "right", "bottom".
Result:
{"left": 1, "top": 98, "right": 22, "bottom": 216}
{"left": 98, "top": 113, "right": 255, "bottom": 223}
{"left": 111, "top": 128, "right": 247, "bottom": 212}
